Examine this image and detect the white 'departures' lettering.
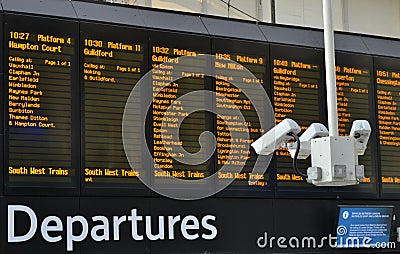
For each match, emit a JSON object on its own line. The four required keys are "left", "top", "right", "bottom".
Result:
{"left": 7, "top": 205, "right": 218, "bottom": 251}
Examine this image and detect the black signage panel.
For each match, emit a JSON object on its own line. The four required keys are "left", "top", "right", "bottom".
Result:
{"left": 270, "top": 45, "right": 326, "bottom": 195}
{"left": 81, "top": 22, "right": 149, "bottom": 195}
{"left": 374, "top": 57, "right": 400, "bottom": 196}
{"left": 332, "top": 52, "right": 377, "bottom": 197}
{"left": 212, "top": 38, "right": 272, "bottom": 197}
{"left": 148, "top": 198, "right": 274, "bottom": 254}
{"left": 79, "top": 197, "right": 151, "bottom": 254}
{"left": 4, "top": 14, "right": 79, "bottom": 195}
{"left": 0, "top": 14, "right": 3, "bottom": 196}
{"left": 3, "top": 197, "right": 79, "bottom": 254}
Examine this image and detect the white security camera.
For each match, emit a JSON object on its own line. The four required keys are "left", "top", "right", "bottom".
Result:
{"left": 288, "top": 123, "right": 329, "bottom": 159}
{"left": 350, "top": 120, "right": 371, "bottom": 155}
{"left": 251, "top": 118, "right": 301, "bottom": 155}
{"left": 251, "top": 116, "right": 370, "bottom": 187}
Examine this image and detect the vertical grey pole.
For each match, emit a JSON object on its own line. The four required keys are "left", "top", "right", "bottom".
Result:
{"left": 202, "top": 0, "right": 207, "bottom": 14}
{"left": 323, "top": 0, "right": 339, "bottom": 136}
{"left": 257, "top": 0, "right": 263, "bottom": 22}
{"left": 271, "top": 0, "right": 276, "bottom": 23}
{"left": 343, "top": 0, "right": 349, "bottom": 31}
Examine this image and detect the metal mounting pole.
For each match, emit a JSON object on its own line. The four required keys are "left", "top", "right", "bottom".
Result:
{"left": 202, "top": 0, "right": 207, "bottom": 14}
{"left": 271, "top": 0, "right": 276, "bottom": 23}
{"left": 257, "top": 0, "right": 263, "bottom": 22}
{"left": 323, "top": 0, "right": 339, "bottom": 136}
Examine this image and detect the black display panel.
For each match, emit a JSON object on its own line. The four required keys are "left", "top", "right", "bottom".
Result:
{"left": 149, "top": 31, "right": 213, "bottom": 195}
{"left": 0, "top": 14, "right": 3, "bottom": 196}
{"left": 81, "top": 22, "right": 148, "bottom": 195}
{"left": 332, "top": 52, "right": 377, "bottom": 197}
{"left": 270, "top": 45, "right": 326, "bottom": 195}
{"left": 374, "top": 57, "right": 400, "bottom": 196}
{"left": 212, "top": 38, "right": 272, "bottom": 197}
{"left": 4, "top": 14, "right": 79, "bottom": 195}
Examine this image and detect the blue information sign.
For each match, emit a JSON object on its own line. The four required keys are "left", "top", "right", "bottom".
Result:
{"left": 336, "top": 206, "right": 394, "bottom": 248}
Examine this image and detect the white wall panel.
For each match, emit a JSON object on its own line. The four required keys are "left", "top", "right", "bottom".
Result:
{"left": 206, "top": 0, "right": 229, "bottom": 18}
{"left": 347, "top": 0, "right": 400, "bottom": 37}
{"left": 151, "top": 0, "right": 202, "bottom": 13}
{"left": 107, "top": 0, "right": 400, "bottom": 38}
{"left": 229, "top": 0, "right": 257, "bottom": 20}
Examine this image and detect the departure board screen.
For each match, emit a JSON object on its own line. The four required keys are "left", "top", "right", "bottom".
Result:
{"left": 5, "top": 14, "right": 78, "bottom": 194}
{"left": 149, "top": 32, "right": 213, "bottom": 191}
{"left": 0, "top": 15, "right": 3, "bottom": 195}
{"left": 334, "top": 53, "right": 376, "bottom": 194}
{"left": 213, "top": 39, "right": 271, "bottom": 196}
{"left": 375, "top": 57, "right": 400, "bottom": 194}
{"left": 270, "top": 45, "right": 325, "bottom": 191}
{"left": 81, "top": 22, "right": 148, "bottom": 195}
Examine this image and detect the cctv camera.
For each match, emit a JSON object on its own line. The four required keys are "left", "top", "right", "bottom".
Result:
{"left": 288, "top": 123, "right": 329, "bottom": 159}
{"left": 350, "top": 120, "right": 371, "bottom": 155}
{"left": 251, "top": 118, "right": 301, "bottom": 155}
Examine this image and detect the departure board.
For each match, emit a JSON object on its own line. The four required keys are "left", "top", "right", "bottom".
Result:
{"left": 270, "top": 45, "right": 325, "bottom": 191}
{"left": 0, "top": 15, "right": 3, "bottom": 195}
{"left": 4, "top": 14, "right": 78, "bottom": 194}
{"left": 81, "top": 23, "right": 148, "bottom": 195}
{"left": 213, "top": 39, "right": 271, "bottom": 196}
{"left": 150, "top": 32, "right": 212, "bottom": 191}
{"left": 334, "top": 53, "right": 376, "bottom": 195}
{"left": 375, "top": 57, "right": 400, "bottom": 194}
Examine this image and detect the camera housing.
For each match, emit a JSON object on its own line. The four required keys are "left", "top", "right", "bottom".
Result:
{"left": 251, "top": 118, "right": 301, "bottom": 156}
